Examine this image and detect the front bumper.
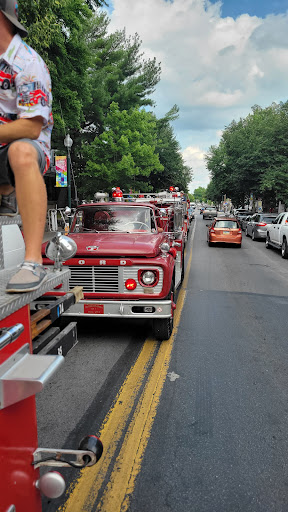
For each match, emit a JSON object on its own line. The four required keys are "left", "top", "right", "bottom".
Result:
{"left": 210, "top": 234, "right": 242, "bottom": 244}
{"left": 62, "top": 299, "right": 172, "bottom": 319}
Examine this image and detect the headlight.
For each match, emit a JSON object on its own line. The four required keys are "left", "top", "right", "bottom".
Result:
{"left": 160, "top": 242, "right": 170, "bottom": 254}
{"left": 141, "top": 271, "right": 157, "bottom": 286}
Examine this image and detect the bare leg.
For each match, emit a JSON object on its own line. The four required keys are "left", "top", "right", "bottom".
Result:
{"left": 7, "top": 141, "right": 47, "bottom": 264}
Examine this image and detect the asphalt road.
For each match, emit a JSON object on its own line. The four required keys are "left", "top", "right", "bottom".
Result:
{"left": 38, "top": 214, "right": 288, "bottom": 511}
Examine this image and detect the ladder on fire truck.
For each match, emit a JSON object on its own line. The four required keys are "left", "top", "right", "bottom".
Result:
{"left": 0, "top": 215, "right": 103, "bottom": 512}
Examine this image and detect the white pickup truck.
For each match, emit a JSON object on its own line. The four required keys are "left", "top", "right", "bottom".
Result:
{"left": 266, "top": 212, "right": 288, "bottom": 258}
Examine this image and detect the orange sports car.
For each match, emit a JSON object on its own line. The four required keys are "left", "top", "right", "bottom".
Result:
{"left": 207, "top": 217, "right": 242, "bottom": 247}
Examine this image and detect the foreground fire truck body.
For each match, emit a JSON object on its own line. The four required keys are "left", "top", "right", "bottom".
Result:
{"left": 0, "top": 218, "right": 102, "bottom": 511}
{"left": 42, "top": 198, "right": 186, "bottom": 340}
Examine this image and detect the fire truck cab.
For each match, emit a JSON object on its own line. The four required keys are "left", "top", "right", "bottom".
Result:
{"left": 41, "top": 198, "right": 185, "bottom": 340}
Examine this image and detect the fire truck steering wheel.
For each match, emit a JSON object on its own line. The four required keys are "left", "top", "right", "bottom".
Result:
{"left": 122, "top": 221, "right": 150, "bottom": 231}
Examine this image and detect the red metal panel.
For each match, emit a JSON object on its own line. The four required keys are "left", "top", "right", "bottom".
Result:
{"left": 0, "top": 305, "right": 41, "bottom": 512}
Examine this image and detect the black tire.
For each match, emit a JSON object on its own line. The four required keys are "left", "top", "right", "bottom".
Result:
{"left": 266, "top": 235, "right": 270, "bottom": 249}
{"left": 237, "top": 243, "right": 242, "bottom": 248}
{"left": 152, "top": 282, "right": 175, "bottom": 341}
{"left": 180, "top": 251, "right": 185, "bottom": 283}
{"left": 2, "top": 80, "right": 10, "bottom": 90}
{"left": 281, "top": 239, "right": 288, "bottom": 259}
{"left": 208, "top": 241, "right": 213, "bottom": 247}
{"left": 245, "top": 227, "right": 249, "bottom": 237}
{"left": 252, "top": 230, "right": 256, "bottom": 241}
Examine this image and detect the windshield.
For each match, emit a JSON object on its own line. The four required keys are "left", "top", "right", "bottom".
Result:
{"left": 215, "top": 220, "right": 238, "bottom": 229}
{"left": 71, "top": 206, "right": 156, "bottom": 233}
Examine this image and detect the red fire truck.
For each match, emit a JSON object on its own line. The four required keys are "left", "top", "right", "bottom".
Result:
{"left": 18, "top": 81, "right": 49, "bottom": 107}
{"left": 41, "top": 197, "right": 185, "bottom": 341}
{"left": 0, "top": 219, "right": 103, "bottom": 511}
{"left": 0, "top": 61, "right": 16, "bottom": 90}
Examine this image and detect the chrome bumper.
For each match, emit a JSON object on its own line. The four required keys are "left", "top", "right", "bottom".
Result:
{"left": 62, "top": 299, "right": 172, "bottom": 319}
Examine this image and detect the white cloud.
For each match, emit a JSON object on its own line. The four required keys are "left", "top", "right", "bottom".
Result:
{"left": 182, "top": 146, "right": 210, "bottom": 192}
{"left": 107, "top": 0, "right": 288, "bottom": 188}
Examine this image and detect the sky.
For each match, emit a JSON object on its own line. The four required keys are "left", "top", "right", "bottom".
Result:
{"left": 103, "top": 0, "right": 288, "bottom": 192}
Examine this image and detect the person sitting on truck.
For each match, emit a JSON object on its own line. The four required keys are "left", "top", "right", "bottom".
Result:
{"left": 0, "top": 1, "right": 53, "bottom": 293}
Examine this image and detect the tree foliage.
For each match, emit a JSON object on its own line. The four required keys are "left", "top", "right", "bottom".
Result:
{"left": 78, "top": 102, "right": 163, "bottom": 197}
{"left": 18, "top": 1, "right": 191, "bottom": 200}
{"left": 206, "top": 101, "right": 288, "bottom": 208}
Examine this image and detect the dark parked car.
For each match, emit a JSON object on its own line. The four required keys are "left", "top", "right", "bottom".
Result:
{"left": 241, "top": 215, "right": 252, "bottom": 231}
{"left": 236, "top": 213, "right": 249, "bottom": 228}
{"left": 246, "top": 213, "right": 278, "bottom": 240}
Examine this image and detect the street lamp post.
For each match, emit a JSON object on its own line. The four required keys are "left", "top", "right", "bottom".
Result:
{"left": 64, "top": 132, "right": 73, "bottom": 212}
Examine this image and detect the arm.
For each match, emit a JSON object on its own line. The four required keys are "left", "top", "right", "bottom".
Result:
{"left": 0, "top": 116, "right": 44, "bottom": 144}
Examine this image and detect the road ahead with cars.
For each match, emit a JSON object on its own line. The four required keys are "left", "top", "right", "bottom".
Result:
{"left": 38, "top": 212, "right": 288, "bottom": 512}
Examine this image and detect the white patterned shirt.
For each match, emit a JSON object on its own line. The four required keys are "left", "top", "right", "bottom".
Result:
{"left": 0, "top": 34, "right": 53, "bottom": 172}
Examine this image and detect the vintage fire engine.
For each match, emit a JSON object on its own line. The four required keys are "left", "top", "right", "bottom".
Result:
{"left": 41, "top": 194, "right": 186, "bottom": 341}
{"left": 0, "top": 219, "right": 103, "bottom": 512}
{"left": 0, "top": 61, "right": 15, "bottom": 90}
{"left": 18, "top": 82, "right": 49, "bottom": 107}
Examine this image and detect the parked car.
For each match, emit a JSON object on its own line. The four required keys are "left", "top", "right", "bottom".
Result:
{"left": 241, "top": 215, "right": 252, "bottom": 231}
{"left": 266, "top": 212, "right": 288, "bottom": 258}
{"left": 207, "top": 217, "right": 242, "bottom": 247}
{"left": 188, "top": 207, "right": 194, "bottom": 221}
{"left": 236, "top": 213, "right": 249, "bottom": 227}
{"left": 203, "top": 206, "right": 217, "bottom": 220}
{"left": 246, "top": 213, "right": 278, "bottom": 240}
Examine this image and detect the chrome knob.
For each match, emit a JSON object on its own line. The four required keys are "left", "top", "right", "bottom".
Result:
{"left": 36, "top": 471, "right": 66, "bottom": 499}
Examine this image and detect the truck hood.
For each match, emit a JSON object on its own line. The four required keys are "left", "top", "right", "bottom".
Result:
{"left": 63, "top": 232, "right": 164, "bottom": 258}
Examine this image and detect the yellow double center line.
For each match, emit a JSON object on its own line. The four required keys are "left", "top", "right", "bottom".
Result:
{"left": 59, "top": 220, "right": 196, "bottom": 512}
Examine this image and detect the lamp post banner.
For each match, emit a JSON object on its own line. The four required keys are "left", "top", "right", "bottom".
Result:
{"left": 55, "top": 156, "right": 67, "bottom": 187}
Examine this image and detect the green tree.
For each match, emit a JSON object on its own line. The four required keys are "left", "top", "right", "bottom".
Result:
{"left": 82, "top": 16, "right": 161, "bottom": 139}
{"left": 150, "top": 105, "right": 192, "bottom": 192}
{"left": 19, "top": 0, "right": 94, "bottom": 145}
{"left": 78, "top": 102, "right": 163, "bottom": 197}
{"left": 206, "top": 101, "right": 288, "bottom": 208}
{"left": 193, "top": 186, "right": 207, "bottom": 203}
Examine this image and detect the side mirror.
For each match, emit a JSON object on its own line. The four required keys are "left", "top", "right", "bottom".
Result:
{"left": 45, "top": 232, "right": 77, "bottom": 270}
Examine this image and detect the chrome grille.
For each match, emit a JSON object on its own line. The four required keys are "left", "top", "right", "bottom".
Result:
{"left": 68, "top": 266, "right": 119, "bottom": 293}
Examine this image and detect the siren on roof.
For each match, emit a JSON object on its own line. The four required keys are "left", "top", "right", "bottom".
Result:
{"left": 112, "top": 187, "right": 123, "bottom": 202}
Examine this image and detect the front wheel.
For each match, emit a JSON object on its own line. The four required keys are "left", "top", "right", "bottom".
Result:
{"left": 266, "top": 235, "right": 271, "bottom": 249}
{"left": 152, "top": 317, "right": 174, "bottom": 341}
{"left": 152, "top": 282, "right": 175, "bottom": 341}
{"left": 252, "top": 230, "right": 256, "bottom": 241}
{"left": 245, "top": 227, "right": 249, "bottom": 237}
{"left": 281, "top": 239, "right": 288, "bottom": 259}
{"left": 180, "top": 251, "right": 185, "bottom": 283}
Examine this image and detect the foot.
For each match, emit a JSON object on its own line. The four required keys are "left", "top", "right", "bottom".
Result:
{"left": 0, "top": 190, "right": 18, "bottom": 216}
{"left": 6, "top": 261, "right": 47, "bottom": 293}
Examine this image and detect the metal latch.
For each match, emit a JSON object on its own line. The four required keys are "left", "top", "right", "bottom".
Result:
{"left": 33, "top": 435, "right": 103, "bottom": 469}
